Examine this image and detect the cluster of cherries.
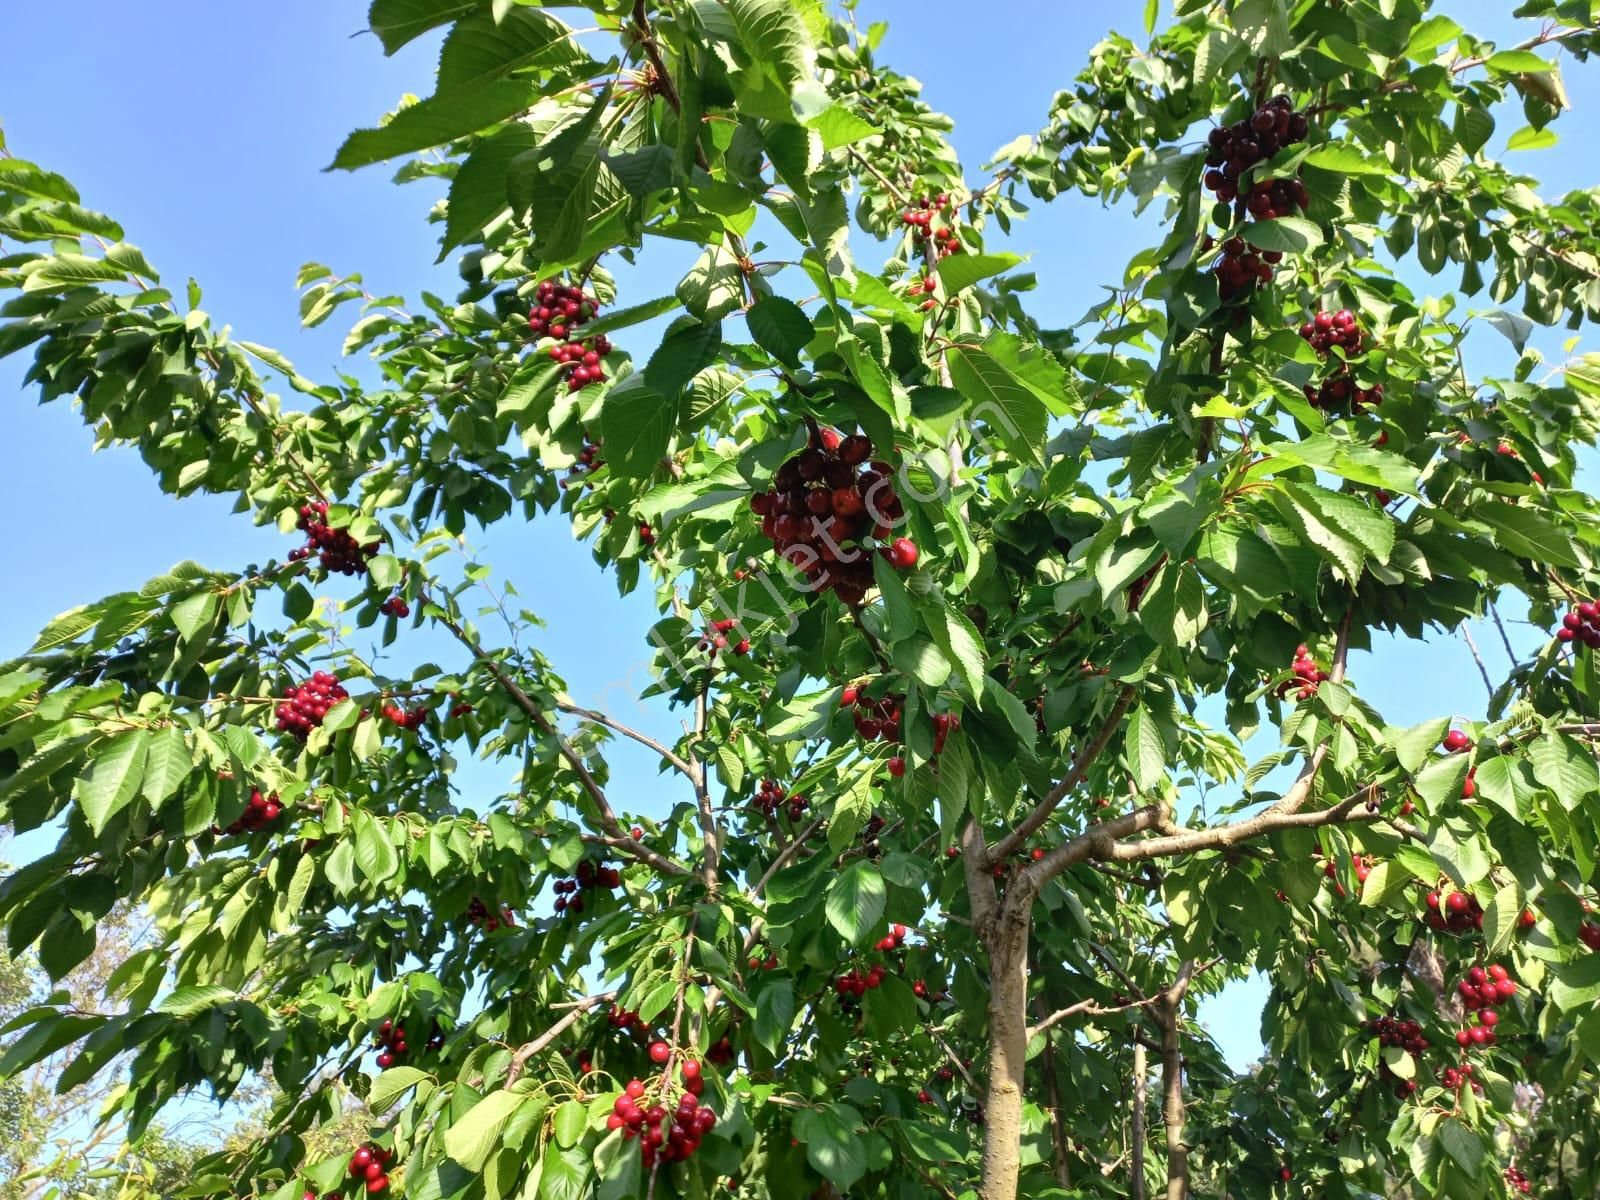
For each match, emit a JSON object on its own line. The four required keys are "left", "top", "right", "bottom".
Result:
{"left": 275, "top": 673, "right": 350, "bottom": 742}
{"left": 1278, "top": 643, "right": 1329, "bottom": 700}
{"left": 833, "top": 964, "right": 888, "bottom": 999}
{"left": 219, "top": 788, "right": 286, "bottom": 836}
{"left": 747, "top": 945, "right": 781, "bottom": 971}
{"left": 465, "top": 895, "right": 516, "bottom": 932}
{"left": 345, "top": 1144, "right": 395, "bottom": 1194}
{"left": 609, "top": 1058, "right": 718, "bottom": 1167}
{"left": 607, "top": 1003, "right": 646, "bottom": 1034}
{"left": 1299, "top": 310, "right": 1382, "bottom": 411}
{"left": 861, "top": 813, "right": 890, "bottom": 859}
{"left": 562, "top": 438, "right": 604, "bottom": 491}
{"left": 1244, "top": 175, "right": 1310, "bottom": 220}
{"left": 749, "top": 428, "right": 917, "bottom": 606}
{"left": 553, "top": 860, "right": 621, "bottom": 913}
{"left": 379, "top": 700, "right": 427, "bottom": 731}
{"left": 1424, "top": 888, "right": 1485, "bottom": 934}
{"left": 1453, "top": 963, "right": 1517, "bottom": 1051}
{"left": 288, "top": 500, "right": 380, "bottom": 577}
{"left": 1441, "top": 728, "right": 1479, "bottom": 799}
{"left": 1209, "top": 236, "right": 1280, "bottom": 301}
{"left": 695, "top": 617, "right": 750, "bottom": 657}
{"left": 371, "top": 1019, "right": 413, "bottom": 1070}
{"left": 1203, "top": 96, "right": 1311, "bottom": 204}
{"left": 379, "top": 596, "right": 410, "bottom": 619}
{"left": 527, "top": 280, "right": 612, "bottom": 392}
{"left": 1366, "top": 1014, "right": 1427, "bottom": 1057}
{"left": 873, "top": 923, "right": 910, "bottom": 954}
{"left": 1323, "top": 852, "right": 1373, "bottom": 899}
{"left": 1503, "top": 1166, "right": 1533, "bottom": 1195}
{"left": 900, "top": 193, "right": 963, "bottom": 257}
{"left": 753, "top": 779, "right": 808, "bottom": 822}
{"left": 1437, "top": 1061, "right": 1483, "bottom": 1096}
{"left": 1557, "top": 600, "right": 1600, "bottom": 648}
{"left": 841, "top": 685, "right": 905, "bottom": 745}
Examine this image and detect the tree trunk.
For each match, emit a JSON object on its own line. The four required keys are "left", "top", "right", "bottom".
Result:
{"left": 1131, "top": 1040, "right": 1148, "bottom": 1200}
{"left": 1158, "top": 961, "right": 1198, "bottom": 1200}
{"left": 978, "top": 897, "right": 1034, "bottom": 1200}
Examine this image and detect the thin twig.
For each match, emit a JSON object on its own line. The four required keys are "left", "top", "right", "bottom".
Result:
{"left": 1458, "top": 622, "right": 1495, "bottom": 698}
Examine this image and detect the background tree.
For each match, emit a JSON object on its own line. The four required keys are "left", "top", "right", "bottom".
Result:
{"left": 3, "top": 2, "right": 1600, "bottom": 1199}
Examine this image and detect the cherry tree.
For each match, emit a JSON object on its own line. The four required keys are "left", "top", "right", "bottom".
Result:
{"left": 3, "top": 2, "right": 1600, "bottom": 1199}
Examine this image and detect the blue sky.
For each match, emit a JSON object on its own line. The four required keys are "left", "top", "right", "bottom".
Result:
{"left": 0, "top": 2, "right": 1593, "bottom": 1072}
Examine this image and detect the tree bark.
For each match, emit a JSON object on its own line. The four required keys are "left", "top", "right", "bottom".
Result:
{"left": 1131, "top": 1040, "right": 1148, "bottom": 1200}
{"left": 1157, "top": 961, "right": 1198, "bottom": 1200}
{"left": 978, "top": 883, "right": 1036, "bottom": 1200}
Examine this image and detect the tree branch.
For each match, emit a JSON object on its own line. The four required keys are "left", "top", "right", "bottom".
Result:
{"left": 429, "top": 601, "right": 690, "bottom": 876}
{"left": 1157, "top": 961, "right": 1198, "bottom": 1200}
{"left": 693, "top": 680, "right": 720, "bottom": 894}
{"left": 554, "top": 699, "right": 698, "bottom": 780}
{"left": 505, "top": 990, "right": 618, "bottom": 1086}
{"left": 986, "top": 684, "right": 1137, "bottom": 866}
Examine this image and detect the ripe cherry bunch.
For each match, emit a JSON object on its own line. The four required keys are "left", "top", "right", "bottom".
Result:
{"left": 749, "top": 428, "right": 918, "bottom": 606}
{"left": 220, "top": 788, "right": 286, "bottom": 835}
{"left": 465, "top": 895, "right": 516, "bottom": 932}
{"left": 345, "top": 1144, "right": 395, "bottom": 1194}
{"left": 1424, "top": 887, "right": 1484, "bottom": 933}
{"left": 753, "top": 779, "right": 808, "bottom": 822}
{"left": 553, "top": 859, "right": 621, "bottom": 913}
{"left": 1557, "top": 599, "right": 1600, "bottom": 648}
{"left": 275, "top": 673, "right": 349, "bottom": 742}
{"left": 1322, "top": 852, "right": 1373, "bottom": 898}
{"left": 379, "top": 595, "right": 410, "bottom": 618}
{"left": 747, "top": 944, "right": 780, "bottom": 971}
{"left": 900, "top": 193, "right": 963, "bottom": 258}
{"left": 288, "top": 500, "right": 380, "bottom": 576}
{"left": 527, "top": 279, "right": 612, "bottom": 393}
{"left": 1437, "top": 1061, "right": 1483, "bottom": 1096}
{"left": 834, "top": 964, "right": 888, "bottom": 999}
{"left": 379, "top": 699, "right": 427, "bottom": 731}
{"left": 1453, "top": 963, "right": 1517, "bottom": 1052}
{"left": 1441, "top": 728, "right": 1479, "bottom": 798}
{"left": 609, "top": 1058, "right": 719, "bottom": 1167}
{"left": 607, "top": 1003, "right": 645, "bottom": 1034}
{"left": 562, "top": 438, "right": 604, "bottom": 490}
{"left": 695, "top": 617, "right": 750, "bottom": 657}
{"left": 1203, "top": 95, "right": 1311, "bottom": 204}
{"left": 1366, "top": 1014, "right": 1427, "bottom": 1057}
{"left": 1277, "top": 642, "right": 1328, "bottom": 699}
{"left": 1503, "top": 1165, "right": 1533, "bottom": 1196}
{"left": 371, "top": 1019, "right": 410, "bottom": 1070}
{"left": 1299, "top": 310, "right": 1382, "bottom": 411}
{"left": 1209, "top": 236, "right": 1281, "bottom": 300}
{"left": 873, "top": 922, "right": 910, "bottom": 954}
{"left": 840, "top": 685, "right": 904, "bottom": 745}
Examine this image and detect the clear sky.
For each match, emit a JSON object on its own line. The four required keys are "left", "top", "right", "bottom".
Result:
{"left": 1, "top": 2, "right": 1593, "bottom": 1073}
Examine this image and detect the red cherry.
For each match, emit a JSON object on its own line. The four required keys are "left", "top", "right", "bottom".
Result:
{"left": 887, "top": 537, "right": 919, "bottom": 569}
{"left": 649, "top": 1041, "right": 672, "bottom": 1064}
{"left": 681, "top": 1060, "right": 702, "bottom": 1080}
{"left": 887, "top": 756, "right": 906, "bottom": 778}
{"left": 1443, "top": 729, "right": 1471, "bottom": 753}
{"left": 366, "top": 1174, "right": 389, "bottom": 1195}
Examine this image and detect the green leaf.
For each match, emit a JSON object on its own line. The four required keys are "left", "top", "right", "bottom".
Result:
{"left": 1530, "top": 734, "right": 1599, "bottom": 810}
{"left": 871, "top": 555, "right": 918, "bottom": 640}
{"left": 600, "top": 376, "right": 675, "bottom": 479}
{"left": 1484, "top": 883, "right": 1524, "bottom": 956}
{"left": 539, "top": 1142, "right": 590, "bottom": 1200}
{"left": 755, "top": 979, "right": 795, "bottom": 1053}
{"left": 444, "top": 1089, "right": 529, "bottom": 1171}
{"left": 927, "top": 605, "right": 986, "bottom": 699}
{"left": 75, "top": 734, "right": 149, "bottom": 835}
{"left": 935, "top": 251, "right": 1024, "bottom": 294}
{"left": 794, "top": 1104, "right": 867, "bottom": 1192}
{"left": 946, "top": 346, "right": 1046, "bottom": 467}
{"left": 805, "top": 104, "right": 878, "bottom": 150}
{"left": 825, "top": 860, "right": 886, "bottom": 947}
{"left": 1301, "top": 144, "right": 1392, "bottom": 176}
{"left": 677, "top": 244, "right": 746, "bottom": 322}
{"left": 370, "top": 1065, "right": 430, "bottom": 1112}
{"left": 898, "top": 1119, "right": 967, "bottom": 1163}
{"left": 1429, "top": 821, "right": 1492, "bottom": 888}
{"left": 331, "top": 83, "right": 538, "bottom": 170}
{"left": 745, "top": 295, "right": 815, "bottom": 367}
{"left": 1436, "top": 1118, "right": 1484, "bottom": 1175}
{"left": 139, "top": 726, "right": 192, "bottom": 806}
{"left": 1476, "top": 500, "right": 1580, "bottom": 567}
{"left": 437, "top": 10, "right": 586, "bottom": 92}
{"left": 1392, "top": 718, "right": 1450, "bottom": 774}
{"left": 170, "top": 592, "right": 218, "bottom": 644}
{"left": 1240, "top": 217, "right": 1325, "bottom": 254}
{"left": 353, "top": 812, "right": 401, "bottom": 884}
{"left": 442, "top": 125, "right": 539, "bottom": 256}
{"left": 1127, "top": 706, "right": 1165, "bottom": 791}
{"left": 1406, "top": 15, "right": 1462, "bottom": 57}
{"left": 367, "top": 0, "right": 477, "bottom": 54}
{"left": 643, "top": 320, "right": 722, "bottom": 396}
{"left": 552, "top": 1100, "right": 588, "bottom": 1149}
{"left": 1506, "top": 125, "right": 1559, "bottom": 152}
{"left": 1486, "top": 50, "right": 1556, "bottom": 74}
{"left": 158, "top": 985, "right": 236, "bottom": 1017}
